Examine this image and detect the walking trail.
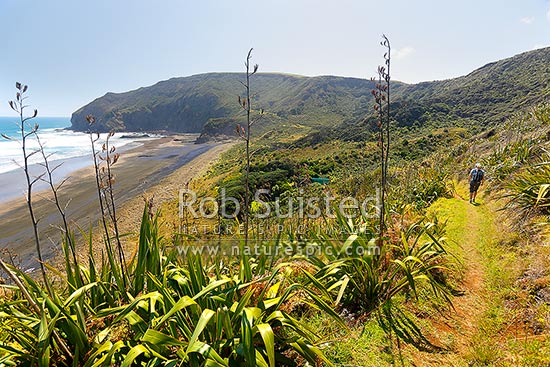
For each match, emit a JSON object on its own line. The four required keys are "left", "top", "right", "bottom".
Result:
{"left": 416, "top": 187, "right": 501, "bottom": 366}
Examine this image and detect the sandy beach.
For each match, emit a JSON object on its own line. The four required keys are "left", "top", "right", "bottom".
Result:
{"left": 0, "top": 135, "right": 234, "bottom": 270}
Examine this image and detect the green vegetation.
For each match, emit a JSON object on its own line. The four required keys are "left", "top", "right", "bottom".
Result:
{"left": 0, "top": 75, "right": 459, "bottom": 366}
{"left": 0, "top": 206, "right": 342, "bottom": 366}
{"left": 502, "top": 154, "right": 550, "bottom": 216}
{"left": 3, "top": 47, "right": 550, "bottom": 366}
{"left": 71, "top": 48, "right": 550, "bottom": 143}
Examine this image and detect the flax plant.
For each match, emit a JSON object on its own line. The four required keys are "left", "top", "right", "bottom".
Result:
{"left": 2, "top": 83, "right": 49, "bottom": 289}
{"left": 371, "top": 35, "right": 391, "bottom": 245}
{"left": 86, "top": 115, "right": 128, "bottom": 290}
{"left": 35, "top": 132, "right": 84, "bottom": 289}
{"left": 236, "top": 48, "right": 264, "bottom": 248}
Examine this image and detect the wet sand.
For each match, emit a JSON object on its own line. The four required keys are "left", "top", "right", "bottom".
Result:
{"left": 0, "top": 135, "right": 234, "bottom": 270}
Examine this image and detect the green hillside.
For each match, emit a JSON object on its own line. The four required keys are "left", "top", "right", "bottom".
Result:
{"left": 395, "top": 46, "right": 550, "bottom": 125}
{"left": 331, "top": 46, "right": 550, "bottom": 142}
{"left": 70, "top": 73, "right": 390, "bottom": 134}
{"left": 71, "top": 47, "right": 550, "bottom": 138}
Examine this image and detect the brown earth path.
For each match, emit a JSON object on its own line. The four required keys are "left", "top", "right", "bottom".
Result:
{"left": 416, "top": 189, "right": 497, "bottom": 366}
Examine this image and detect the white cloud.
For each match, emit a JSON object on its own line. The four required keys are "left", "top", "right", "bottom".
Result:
{"left": 393, "top": 46, "right": 415, "bottom": 60}
{"left": 520, "top": 16, "right": 534, "bottom": 24}
{"left": 547, "top": 8, "right": 550, "bottom": 21}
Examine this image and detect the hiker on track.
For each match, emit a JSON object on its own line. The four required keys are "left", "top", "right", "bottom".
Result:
{"left": 469, "top": 163, "right": 484, "bottom": 204}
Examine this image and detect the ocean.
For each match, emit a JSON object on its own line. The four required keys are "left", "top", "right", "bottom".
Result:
{"left": 0, "top": 116, "right": 157, "bottom": 202}
{"left": 0, "top": 116, "right": 153, "bottom": 174}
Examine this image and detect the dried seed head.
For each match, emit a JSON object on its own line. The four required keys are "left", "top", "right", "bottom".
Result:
{"left": 86, "top": 115, "right": 96, "bottom": 125}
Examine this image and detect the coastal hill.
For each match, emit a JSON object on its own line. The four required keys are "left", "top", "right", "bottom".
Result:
{"left": 71, "top": 47, "right": 550, "bottom": 137}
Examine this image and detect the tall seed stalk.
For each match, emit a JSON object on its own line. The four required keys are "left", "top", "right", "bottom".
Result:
{"left": 35, "top": 132, "right": 84, "bottom": 288}
{"left": 3, "top": 83, "right": 49, "bottom": 289}
{"left": 372, "top": 35, "right": 391, "bottom": 244}
{"left": 101, "top": 131, "right": 126, "bottom": 281}
{"left": 86, "top": 115, "right": 127, "bottom": 288}
{"left": 237, "top": 48, "right": 259, "bottom": 247}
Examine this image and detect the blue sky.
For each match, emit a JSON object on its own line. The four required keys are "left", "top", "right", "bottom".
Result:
{"left": 1, "top": 0, "right": 549, "bottom": 116}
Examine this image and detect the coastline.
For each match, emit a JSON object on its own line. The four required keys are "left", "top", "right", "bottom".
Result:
{"left": 0, "top": 134, "right": 235, "bottom": 271}
{"left": 0, "top": 133, "right": 166, "bottom": 203}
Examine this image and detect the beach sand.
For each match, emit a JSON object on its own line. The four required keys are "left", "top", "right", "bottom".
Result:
{"left": 0, "top": 135, "right": 235, "bottom": 271}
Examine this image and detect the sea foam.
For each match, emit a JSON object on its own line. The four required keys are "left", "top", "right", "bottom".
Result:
{"left": 0, "top": 117, "right": 157, "bottom": 174}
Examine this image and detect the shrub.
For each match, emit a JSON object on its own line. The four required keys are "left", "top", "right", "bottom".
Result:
{"left": 304, "top": 211, "right": 453, "bottom": 346}
{"left": 503, "top": 156, "right": 550, "bottom": 216}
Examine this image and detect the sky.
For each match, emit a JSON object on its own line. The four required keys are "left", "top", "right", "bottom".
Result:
{"left": 1, "top": 0, "right": 550, "bottom": 116}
